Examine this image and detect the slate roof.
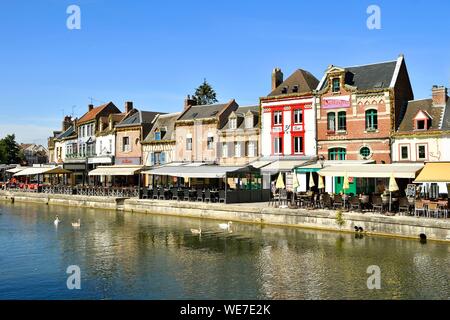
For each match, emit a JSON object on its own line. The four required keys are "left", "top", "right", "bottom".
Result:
{"left": 56, "top": 126, "right": 76, "bottom": 139}
{"left": 143, "top": 112, "right": 181, "bottom": 142}
{"left": 178, "top": 103, "right": 229, "bottom": 121}
{"left": 116, "top": 111, "right": 161, "bottom": 128}
{"left": 397, "top": 99, "right": 445, "bottom": 133}
{"left": 221, "top": 105, "right": 259, "bottom": 130}
{"left": 320, "top": 61, "right": 398, "bottom": 91}
{"left": 440, "top": 99, "right": 450, "bottom": 131}
{"left": 269, "top": 69, "right": 319, "bottom": 96}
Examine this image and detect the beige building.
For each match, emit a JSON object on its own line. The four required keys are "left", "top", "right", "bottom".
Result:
{"left": 218, "top": 105, "right": 260, "bottom": 166}
{"left": 174, "top": 99, "right": 238, "bottom": 163}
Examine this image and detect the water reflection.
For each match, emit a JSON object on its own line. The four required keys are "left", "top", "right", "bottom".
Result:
{"left": 0, "top": 202, "right": 449, "bottom": 300}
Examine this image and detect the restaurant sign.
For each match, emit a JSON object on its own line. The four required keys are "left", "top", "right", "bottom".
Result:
{"left": 322, "top": 95, "right": 351, "bottom": 109}
{"left": 115, "top": 157, "right": 141, "bottom": 165}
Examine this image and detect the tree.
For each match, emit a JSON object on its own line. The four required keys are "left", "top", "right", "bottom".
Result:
{"left": 192, "top": 79, "right": 218, "bottom": 105}
{"left": 0, "top": 134, "right": 22, "bottom": 164}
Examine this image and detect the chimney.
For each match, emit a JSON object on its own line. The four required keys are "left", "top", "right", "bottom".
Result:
{"left": 272, "top": 68, "right": 283, "bottom": 91}
{"left": 432, "top": 85, "right": 448, "bottom": 106}
{"left": 88, "top": 104, "right": 94, "bottom": 112}
{"left": 184, "top": 95, "right": 197, "bottom": 110}
{"left": 125, "top": 101, "right": 133, "bottom": 113}
{"left": 62, "top": 116, "right": 73, "bottom": 132}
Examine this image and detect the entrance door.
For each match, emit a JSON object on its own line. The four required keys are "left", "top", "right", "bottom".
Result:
{"left": 334, "top": 176, "right": 356, "bottom": 194}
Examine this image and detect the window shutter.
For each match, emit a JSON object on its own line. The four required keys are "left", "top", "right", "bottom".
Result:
{"left": 150, "top": 153, "right": 155, "bottom": 166}
{"left": 241, "top": 142, "right": 245, "bottom": 157}
{"left": 228, "top": 142, "right": 234, "bottom": 157}
{"left": 161, "top": 152, "right": 166, "bottom": 164}
{"left": 253, "top": 141, "right": 258, "bottom": 157}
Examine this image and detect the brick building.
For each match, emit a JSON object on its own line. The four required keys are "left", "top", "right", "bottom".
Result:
{"left": 316, "top": 55, "right": 414, "bottom": 163}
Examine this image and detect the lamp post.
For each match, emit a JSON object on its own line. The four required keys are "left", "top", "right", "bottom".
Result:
{"left": 319, "top": 155, "right": 325, "bottom": 169}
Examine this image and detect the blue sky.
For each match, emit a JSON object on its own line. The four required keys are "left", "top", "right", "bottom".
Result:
{"left": 0, "top": 0, "right": 449, "bottom": 145}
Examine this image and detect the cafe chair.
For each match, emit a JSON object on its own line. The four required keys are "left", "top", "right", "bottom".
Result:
{"left": 183, "top": 189, "right": 190, "bottom": 201}
{"left": 218, "top": 190, "right": 226, "bottom": 203}
{"left": 196, "top": 189, "right": 203, "bottom": 202}
{"left": 372, "top": 196, "right": 383, "bottom": 213}
{"left": 171, "top": 188, "right": 178, "bottom": 200}
{"left": 414, "top": 200, "right": 426, "bottom": 217}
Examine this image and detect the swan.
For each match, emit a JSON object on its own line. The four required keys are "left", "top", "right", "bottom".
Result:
{"left": 72, "top": 219, "right": 81, "bottom": 228}
{"left": 191, "top": 228, "right": 202, "bottom": 235}
{"left": 54, "top": 215, "right": 61, "bottom": 226}
{"left": 219, "top": 221, "right": 233, "bottom": 230}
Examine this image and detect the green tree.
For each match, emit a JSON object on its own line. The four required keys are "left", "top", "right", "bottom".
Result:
{"left": 192, "top": 79, "right": 218, "bottom": 105}
{"left": 0, "top": 134, "right": 22, "bottom": 164}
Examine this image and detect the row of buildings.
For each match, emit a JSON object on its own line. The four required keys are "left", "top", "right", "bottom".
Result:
{"left": 47, "top": 54, "right": 450, "bottom": 193}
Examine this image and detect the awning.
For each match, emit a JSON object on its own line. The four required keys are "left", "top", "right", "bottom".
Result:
{"left": 261, "top": 160, "right": 309, "bottom": 174}
{"left": 14, "top": 166, "right": 70, "bottom": 176}
{"left": 295, "top": 160, "right": 375, "bottom": 173}
{"left": 249, "top": 160, "right": 275, "bottom": 169}
{"left": 6, "top": 167, "right": 25, "bottom": 174}
{"left": 142, "top": 164, "right": 244, "bottom": 178}
{"left": 319, "top": 164, "right": 424, "bottom": 179}
{"left": 88, "top": 165, "right": 144, "bottom": 176}
{"left": 414, "top": 162, "right": 450, "bottom": 183}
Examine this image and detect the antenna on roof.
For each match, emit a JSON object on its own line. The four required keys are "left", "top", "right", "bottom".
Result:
{"left": 71, "top": 105, "right": 78, "bottom": 118}
{"left": 88, "top": 97, "right": 107, "bottom": 105}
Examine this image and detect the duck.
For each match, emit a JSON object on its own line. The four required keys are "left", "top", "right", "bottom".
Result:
{"left": 54, "top": 215, "right": 61, "bottom": 226}
{"left": 358, "top": 227, "right": 364, "bottom": 233}
{"left": 71, "top": 219, "right": 81, "bottom": 228}
{"left": 354, "top": 226, "right": 359, "bottom": 232}
{"left": 219, "top": 221, "right": 233, "bottom": 230}
{"left": 191, "top": 228, "right": 202, "bottom": 235}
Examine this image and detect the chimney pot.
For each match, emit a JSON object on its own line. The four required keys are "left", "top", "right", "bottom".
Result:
{"left": 432, "top": 85, "right": 448, "bottom": 106}
{"left": 184, "top": 95, "right": 197, "bottom": 110}
{"left": 88, "top": 104, "right": 94, "bottom": 112}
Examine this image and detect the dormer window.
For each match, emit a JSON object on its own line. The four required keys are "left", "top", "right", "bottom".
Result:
{"left": 245, "top": 116, "right": 253, "bottom": 129}
{"left": 292, "top": 85, "right": 299, "bottom": 93}
{"left": 416, "top": 120, "right": 426, "bottom": 130}
{"left": 281, "top": 87, "right": 288, "bottom": 94}
{"left": 332, "top": 78, "right": 340, "bottom": 92}
{"left": 229, "top": 118, "right": 237, "bottom": 129}
{"left": 154, "top": 130, "right": 161, "bottom": 141}
{"left": 414, "top": 110, "right": 432, "bottom": 130}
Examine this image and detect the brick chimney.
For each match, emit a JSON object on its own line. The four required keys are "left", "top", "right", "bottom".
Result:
{"left": 272, "top": 68, "right": 283, "bottom": 91}
{"left": 88, "top": 104, "right": 94, "bottom": 112}
{"left": 184, "top": 95, "right": 197, "bottom": 110}
{"left": 125, "top": 101, "right": 133, "bottom": 113}
{"left": 62, "top": 116, "right": 73, "bottom": 132}
{"left": 432, "top": 85, "right": 448, "bottom": 106}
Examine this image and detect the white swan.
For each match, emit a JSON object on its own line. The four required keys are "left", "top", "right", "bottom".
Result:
{"left": 54, "top": 215, "right": 61, "bottom": 226}
{"left": 191, "top": 228, "right": 202, "bottom": 235}
{"left": 71, "top": 219, "right": 81, "bottom": 228}
{"left": 219, "top": 221, "right": 233, "bottom": 230}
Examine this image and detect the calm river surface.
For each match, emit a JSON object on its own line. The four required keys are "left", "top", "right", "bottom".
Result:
{"left": 0, "top": 202, "right": 449, "bottom": 300}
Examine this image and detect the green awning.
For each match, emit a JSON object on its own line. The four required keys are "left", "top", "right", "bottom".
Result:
{"left": 295, "top": 167, "right": 320, "bottom": 173}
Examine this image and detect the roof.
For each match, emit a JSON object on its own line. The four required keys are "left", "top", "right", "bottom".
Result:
{"left": 78, "top": 102, "right": 113, "bottom": 124}
{"left": 319, "top": 164, "right": 424, "bottom": 179}
{"left": 320, "top": 61, "right": 398, "bottom": 91}
{"left": 56, "top": 126, "right": 75, "bottom": 139}
{"left": 441, "top": 99, "right": 450, "bottom": 130}
{"left": 143, "top": 112, "right": 180, "bottom": 142}
{"left": 116, "top": 111, "right": 160, "bottom": 128}
{"left": 178, "top": 103, "right": 229, "bottom": 121}
{"left": 269, "top": 69, "right": 319, "bottom": 96}
{"left": 397, "top": 99, "right": 444, "bottom": 132}
{"left": 221, "top": 105, "right": 259, "bottom": 130}
{"left": 414, "top": 162, "right": 450, "bottom": 183}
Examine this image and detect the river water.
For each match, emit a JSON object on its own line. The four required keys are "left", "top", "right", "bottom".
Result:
{"left": 0, "top": 202, "right": 449, "bottom": 300}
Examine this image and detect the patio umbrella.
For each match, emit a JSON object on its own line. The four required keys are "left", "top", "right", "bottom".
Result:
{"left": 309, "top": 173, "right": 316, "bottom": 189}
{"left": 275, "top": 173, "right": 285, "bottom": 189}
{"left": 292, "top": 173, "right": 299, "bottom": 192}
{"left": 343, "top": 173, "right": 350, "bottom": 209}
{"left": 184, "top": 176, "right": 190, "bottom": 188}
{"left": 318, "top": 175, "right": 325, "bottom": 191}
{"left": 388, "top": 173, "right": 399, "bottom": 212}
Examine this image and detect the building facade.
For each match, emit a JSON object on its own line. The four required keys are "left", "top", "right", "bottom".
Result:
{"left": 174, "top": 99, "right": 238, "bottom": 163}
{"left": 218, "top": 105, "right": 260, "bottom": 166}
{"left": 316, "top": 55, "right": 414, "bottom": 163}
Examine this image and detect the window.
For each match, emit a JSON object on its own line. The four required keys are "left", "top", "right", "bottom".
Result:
{"left": 327, "top": 113, "right": 336, "bottom": 132}
{"left": 293, "top": 136, "right": 304, "bottom": 154}
{"left": 186, "top": 138, "right": 192, "bottom": 151}
{"left": 222, "top": 142, "right": 228, "bottom": 158}
{"left": 332, "top": 78, "right": 340, "bottom": 92}
{"left": 366, "top": 110, "right": 378, "bottom": 130}
{"left": 360, "top": 147, "right": 371, "bottom": 158}
{"left": 328, "top": 148, "right": 346, "bottom": 160}
{"left": 247, "top": 141, "right": 255, "bottom": 157}
{"left": 229, "top": 118, "right": 237, "bottom": 129}
{"left": 234, "top": 142, "right": 241, "bottom": 157}
{"left": 155, "top": 131, "right": 161, "bottom": 141}
{"left": 245, "top": 116, "right": 253, "bottom": 129}
{"left": 338, "top": 111, "right": 346, "bottom": 131}
{"left": 99, "top": 141, "right": 103, "bottom": 154}
{"left": 207, "top": 136, "right": 214, "bottom": 150}
{"left": 122, "top": 137, "right": 130, "bottom": 152}
{"left": 153, "top": 152, "right": 166, "bottom": 165}
{"left": 273, "top": 137, "right": 282, "bottom": 155}
{"left": 417, "top": 144, "right": 427, "bottom": 160}
{"left": 109, "top": 139, "right": 112, "bottom": 154}
{"left": 273, "top": 111, "right": 282, "bottom": 125}
{"left": 293, "top": 109, "right": 303, "bottom": 124}
{"left": 416, "top": 120, "right": 425, "bottom": 130}
{"left": 400, "top": 145, "right": 409, "bottom": 160}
